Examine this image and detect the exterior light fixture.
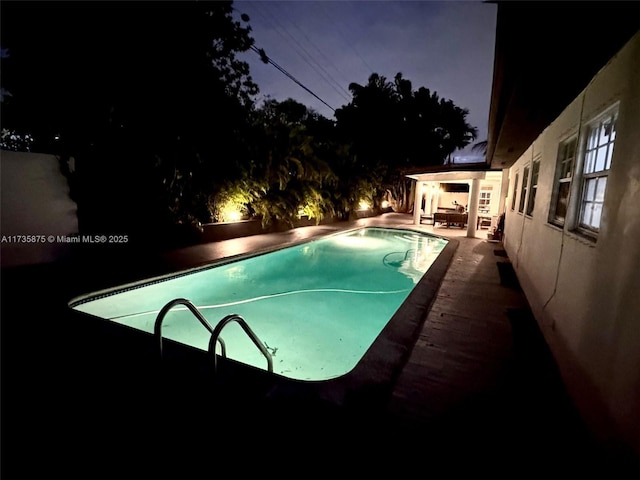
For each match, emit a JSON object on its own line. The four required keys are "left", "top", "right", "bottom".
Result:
{"left": 227, "top": 211, "right": 242, "bottom": 222}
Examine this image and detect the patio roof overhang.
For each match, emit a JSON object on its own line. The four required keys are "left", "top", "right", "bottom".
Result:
{"left": 403, "top": 159, "right": 495, "bottom": 182}
{"left": 406, "top": 170, "right": 487, "bottom": 183}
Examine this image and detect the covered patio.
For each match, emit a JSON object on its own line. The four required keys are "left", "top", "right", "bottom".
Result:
{"left": 407, "top": 169, "right": 508, "bottom": 239}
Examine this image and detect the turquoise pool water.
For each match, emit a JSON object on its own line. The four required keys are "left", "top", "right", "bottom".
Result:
{"left": 71, "top": 227, "right": 448, "bottom": 381}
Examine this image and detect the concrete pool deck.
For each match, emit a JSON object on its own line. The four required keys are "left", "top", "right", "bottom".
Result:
{"left": 2, "top": 212, "right": 637, "bottom": 476}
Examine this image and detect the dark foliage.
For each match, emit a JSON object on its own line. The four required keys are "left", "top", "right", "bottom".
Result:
{"left": 1, "top": 1, "right": 257, "bottom": 248}
{"left": 1, "top": 2, "right": 481, "bottom": 239}
{"left": 335, "top": 73, "right": 478, "bottom": 211}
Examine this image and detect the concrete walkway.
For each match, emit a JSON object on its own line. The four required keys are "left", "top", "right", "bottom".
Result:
{"left": 383, "top": 220, "right": 591, "bottom": 471}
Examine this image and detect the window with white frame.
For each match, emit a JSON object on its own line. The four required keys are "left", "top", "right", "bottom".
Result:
{"left": 479, "top": 188, "right": 492, "bottom": 213}
{"left": 578, "top": 108, "right": 617, "bottom": 234}
{"left": 549, "top": 137, "right": 577, "bottom": 226}
{"left": 518, "top": 165, "right": 529, "bottom": 213}
{"left": 526, "top": 158, "right": 540, "bottom": 216}
{"left": 511, "top": 172, "right": 519, "bottom": 210}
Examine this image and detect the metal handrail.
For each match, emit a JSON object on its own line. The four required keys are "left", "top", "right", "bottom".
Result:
{"left": 208, "top": 314, "right": 273, "bottom": 375}
{"left": 154, "top": 298, "right": 226, "bottom": 360}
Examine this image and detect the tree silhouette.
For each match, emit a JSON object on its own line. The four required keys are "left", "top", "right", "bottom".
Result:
{"left": 2, "top": 3, "right": 481, "bottom": 237}
{"left": 1, "top": 1, "right": 259, "bottom": 247}
{"left": 336, "top": 72, "right": 477, "bottom": 211}
{"left": 472, "top": 139, "right": 488, "bottom": 155}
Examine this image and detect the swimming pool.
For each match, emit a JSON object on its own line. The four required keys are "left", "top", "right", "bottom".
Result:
{"left": 69, "top": 226, "right": 457, "bottom": 406}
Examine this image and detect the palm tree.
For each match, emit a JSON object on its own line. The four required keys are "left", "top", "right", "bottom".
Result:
{"left": 335, "top": 72, "right": 479, "bottom": 213}
{"left": 472, "top": 139, "right": 488, "bottom": 155}
{"left": 247, "top": 99, "right": 338, "bottom": 228}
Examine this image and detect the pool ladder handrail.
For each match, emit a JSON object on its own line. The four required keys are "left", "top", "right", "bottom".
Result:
{"left": 208, "top": 314, "right": 273, "bottom": 375}
{"left": 154, "top": 298, "right": 273, "bottom": 376}
{"left": 154, "top": 298, "right": 226, "bottom": 360}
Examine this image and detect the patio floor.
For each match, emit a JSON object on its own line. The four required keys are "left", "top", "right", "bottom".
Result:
{"left": 2, "top": 213, "right": 637, "bottom": 476}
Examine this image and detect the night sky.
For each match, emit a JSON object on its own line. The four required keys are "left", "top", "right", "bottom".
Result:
{"left": 1, "top": 1, "right": 496, "bottom": 157}
{"left": 232, "top": 0, "right": 497, "bottom": 155}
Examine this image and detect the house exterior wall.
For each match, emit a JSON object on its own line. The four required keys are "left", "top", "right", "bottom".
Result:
{"left": 503, "top": 32, "right": 640, "bottom": 455}
{"left": 478, "top": 171, "right": 503, "bottom": 216}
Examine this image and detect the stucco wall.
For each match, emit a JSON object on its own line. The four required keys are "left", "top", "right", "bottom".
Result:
{"left": 503, "top": 32, "right": 640, "bottom": 456}
{"left": 436, "top": 191, "right": 469, "bottom": 210}
{"left": 480, "top": 171, "right": 506, "bottom": 216}
{"left": 1, "top": 151, "right": 79, "bottom": 267}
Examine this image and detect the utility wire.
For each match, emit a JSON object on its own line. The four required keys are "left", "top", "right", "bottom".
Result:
{"left": 317, "top": 2, "right": 376, "bottom": 77}
{"left": 250, "top": 44, "right": 335, "bottom": 112}
{"left": 245, "top": 1, "right": 346, "bottom": 107}
{"left": 266, "top": 2, "right": 352, "bottom": 101}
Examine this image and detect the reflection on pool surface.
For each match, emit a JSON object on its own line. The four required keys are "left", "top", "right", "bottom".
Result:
{"left": 70, "top": 227, "right": 449, "bottom": 381}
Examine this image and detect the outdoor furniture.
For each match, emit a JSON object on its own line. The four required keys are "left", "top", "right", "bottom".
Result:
{"left": 420, "top": 214, "right": 434, "bottom": 225}
{"left": 434, "top": 212, "right": 468, "bottom": 228}
{"left": 477, "top": 214, "right": 493, "bottom": 229}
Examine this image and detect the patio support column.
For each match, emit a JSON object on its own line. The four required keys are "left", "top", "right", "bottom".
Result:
{"left": 426, "top": 182, "right": 435, "bottom": 215}
{"left": 413, "top": 180, "right": 423, "bottom": 225}
{"left": 467, "top": 178, "right": 480, "bottom": 238}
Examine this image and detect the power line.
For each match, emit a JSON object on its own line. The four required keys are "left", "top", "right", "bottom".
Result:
{"left": 248, "top": 1, "right": 350, "bottom": 102}
{"left": 250, "top": 44, "right": 335, "bottom": 113}
{"left": 243, "top": 1, "right": 346, "bottom": 109}
{"left": 266, "top": 2, "right": 352, "bottom": 102}
{"left": 317, "top": 2, "right": 377, "bottom": 77}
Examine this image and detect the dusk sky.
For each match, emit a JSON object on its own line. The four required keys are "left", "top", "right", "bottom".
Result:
{"left": 232, "top": 0, "right": 497, "bottom": 156}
